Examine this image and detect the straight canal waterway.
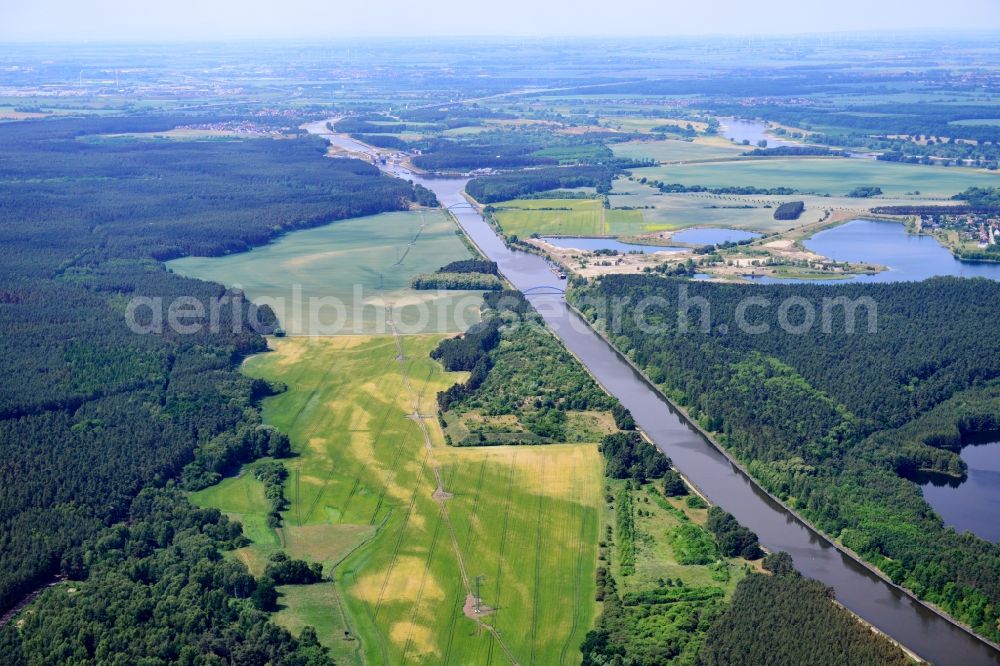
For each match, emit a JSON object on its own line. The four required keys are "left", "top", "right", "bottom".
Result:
{"left": 307, "top": 121, "right": 1000, "bottom": 665}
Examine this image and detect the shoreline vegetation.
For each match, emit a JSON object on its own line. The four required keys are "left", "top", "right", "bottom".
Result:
{"left": 567, "top": 277, "right": 1000, "bottom": 650}
{"left": 565, "top": 296, "right": 996, "bottom": 659}
{"left": 561, "top": 299, "right": 944, "bottom": 661}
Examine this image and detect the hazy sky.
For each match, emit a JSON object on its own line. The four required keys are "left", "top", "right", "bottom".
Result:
{"left": 2, "top": 0, "right": 999, "bottom": 41}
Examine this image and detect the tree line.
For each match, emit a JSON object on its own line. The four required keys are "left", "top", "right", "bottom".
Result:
{"left": 467, "top": 166, "right": 614, "bottom": 203}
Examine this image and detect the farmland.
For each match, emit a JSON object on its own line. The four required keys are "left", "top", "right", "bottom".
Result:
{"left": 610, "top": 137, "right": 746, "bottom": 163}
{"left": 631, "top": 157, "right": 1000, "bottom": 198}
{"left": 491, "top": 198, "right": 660, "bottom": 238}
{"left": 599, "top": 117, "right": 709, "bottom": 133}
{"left": 490, "top": 147, "right": 996, "bottom": 247}
{"left": 169, "top": 210, "right": 481, "bottom": 335}
{"left": 491, "top": 181, "right": 929, "bottom": 240}
{"left": 608, "top": 178, "right": 957, "bottom": 234}
{"left": 194, "top": 335, "right": 603, "bottom": 665}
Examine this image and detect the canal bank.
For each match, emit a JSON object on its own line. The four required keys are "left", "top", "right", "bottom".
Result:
{"left": 308, "top": 122, "right": 1000, "bottom": 665}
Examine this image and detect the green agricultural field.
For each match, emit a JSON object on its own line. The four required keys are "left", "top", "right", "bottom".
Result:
{"left": 532, "top": 143, "right": 612, "bottom": 162}
{"left": 612, "top": 175, "right": 969, "bottom": 236}
{"left": 196, "top": 335, "right": 603, "bottom": 665}
{"left": 631, "top": 158, "right": 1000, "bottom": 198}
{"left": 600, "top": 116, "right": 708, "bottom": 133}
{"left": 611, "top": 138, "right": 745, "bottom": 163}
{"left": 441, "top": 125, "right": 490, "bottom": 137}
{"left": 169, "top": 210, "right": 482, "bottom": 335}
{"left": 190, "top": 470, "right": 282, "bottom": 561}
{"left": 609, "top": 178, "right": 953, "bottom": 234}
{"left": 492, "top": 198, "right": 663, "bottom": 237}
{"left": 610, "top": 179, "right": 792, "bottom": 232}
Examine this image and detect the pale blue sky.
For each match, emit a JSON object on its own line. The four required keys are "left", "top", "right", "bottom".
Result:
{"left": 2, "top": 0, "right": 999, "bottom": 41}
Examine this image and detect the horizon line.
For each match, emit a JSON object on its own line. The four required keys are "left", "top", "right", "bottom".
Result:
{"left": 3, "top": 28, "right": 1000, "bottom": 45}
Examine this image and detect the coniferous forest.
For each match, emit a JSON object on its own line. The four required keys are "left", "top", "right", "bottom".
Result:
{"left": 572, "top": 275, "right": 1000, "bottom": 641}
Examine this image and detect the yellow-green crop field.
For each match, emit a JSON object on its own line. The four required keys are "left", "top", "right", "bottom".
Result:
{"left": 610, "top": 138, "right": 746, "bottom": 163}
{"left": 631, "top": 157, "right": 1000, "bottom": 198}
{"left": 193, "top": 335, "right": 603, "bottom": 665}
{"left": 492, "top": 198, "right": 667, "bottom": 237}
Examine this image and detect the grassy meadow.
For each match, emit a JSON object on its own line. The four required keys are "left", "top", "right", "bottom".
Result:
{"left": 492, "top": 198, "right": 663, "bottom": 237}
{"left": 610, "top": 137, "right": 745, "bottom": 163}
{"left": 631, "top": 157, "right": 1000, "bottom": 198}
{"left": 194, "top": 335, "right": 603, "bottom": 665}
{"left": 169, "top": 210, "right": 481, "bottom": 335}
{"left": 609, "top": 178, "right": 961, "bottom": 234}
{"left": 605, "top": 480, "right": 750, "bottom": 598}
{"left": 599, "top": 117, "right": 709, "bottom": 133}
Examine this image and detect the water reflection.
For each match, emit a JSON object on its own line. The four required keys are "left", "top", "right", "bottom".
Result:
{"left": 752, "top": 219, "right": 1000, "bottom": 284}
{"left": 907, "top": 441, "right": 1000, "bottom": 542}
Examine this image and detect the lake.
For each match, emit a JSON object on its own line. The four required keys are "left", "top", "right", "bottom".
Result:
{"left": 751, "top": 219, "right": 1000, "bottom": 283}
{"left": 672, "top": 227, "right": 762, "bottom": 245}
{"left": 718, "top": 117, "right": 794, "bottom": 147}
{"left": 908, "top": 440, "right": 1000, "bottom": 542}
{"left": 541, "top": 237, "right": 685, "bottom": 253}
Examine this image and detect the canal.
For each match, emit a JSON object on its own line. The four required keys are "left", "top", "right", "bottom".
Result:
{"left": 308, "top": 122, "right": 1000, "bottom": 665}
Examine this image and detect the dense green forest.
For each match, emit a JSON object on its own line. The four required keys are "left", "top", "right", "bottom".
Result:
{"left": 742, "top": 146, "right": 837, "bottom": 157}
{"left": 955, "top": 186, "right": 1000, "bottom": 208}
{"left": 408, "top": 257, "right": 504, "bottom": 290}
{"left": 413, "top": 138, "right": 557, "bottom": 170}
{"left": 411, "top": 272, "right": 503, "bottom": 290}
{"left": 0, "top": 116, "right": 425, "bottom": 623}
{"left": 773, "top": 200, "right": 805, "bottom": 220}
{"left": 572, "top": 275, "right": 1000, "bottom": 641}
{"left": 0, "top": 488, "right": 331, "bottom": 665}
{"left": 602, "top": 431, "right": 668, "bottom": 481}
{"left": 698, "top": 569, "right": 911, "bottom": 666}
{"left": 466, "top": 166, "right": 614, "bottom": 202}
{"left": 435, "top": 290, "right": 618, "bottom": 444}
{"left": 644, "top": 179, "right": 795, "bottom": 196}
